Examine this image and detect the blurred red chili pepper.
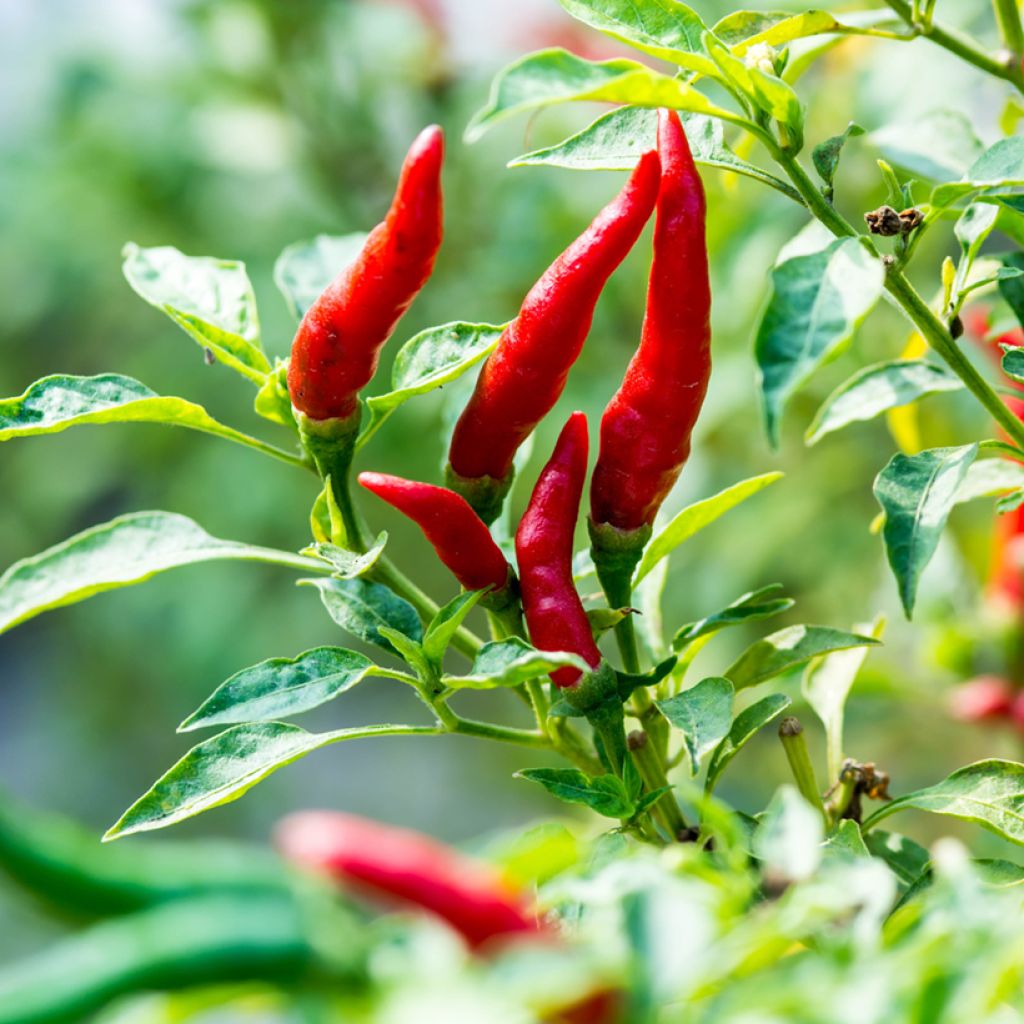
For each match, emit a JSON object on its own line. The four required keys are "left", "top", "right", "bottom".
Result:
{"left": 358, "top": 471, "right": 512, "bottom": 594}
{"left": 446, "top": 152, "right": 660, "bottom": 522}
{"left": 950, "top": 675, "right": 1015, "bottom": 724}
{"left": 275, "top": 811, "right": 543, "bottom": 950}
{"left": 288, "top": 126, "right": 444, "bottom": 422}
{"left": 516, "top": 413, "right": 602, "bottom": 688}
{"left": 590, "top": 110, "right": 711, "bottom": 533}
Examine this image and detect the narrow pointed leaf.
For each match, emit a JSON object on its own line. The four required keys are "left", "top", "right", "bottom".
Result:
{"left": 447, "top": 637, "right": 589, "bottom": 689}
{"left": 863, "top": 760, "right": 1024, "bottom": 846}
{"left": 516, "top": 768, "right": 635, "bottom": 819}
{"left": 931, "top": 137, "right": 1024, "bottom": 210}
{"left": 725, "top": 625, "right": 881, "bottom": 691}
{"left": 301, "top": 533, "right": 387, "bottom": 579}
{"left": 467, "top": 49, "right": 744, "bottom": 143}
{"left": 812, "top": 122, "right": 864, "bottom": 190}
{"left": 756, "top": 237, "right": 884, "bottom": 447}
{"left": 673, "top": 584, "right": 793, "bottom": 649}
{"left": 511, "top": 105, "right": 800, "bottom": 200}
{"left": 179, "top": 647, "right": 377, "bottom": 731}
{"left": 360, "top": 323, "right": 503, "bottom": 446}
{"left": 105, "top": 722, "right": 437, "bottom": 839}
{"left": 706, "top": 692, "right": 791, "bottom": 791}
{"left": 0, "top": 512, "right": 324, "bottom": 636}
{"left": 873, "top": 444, "right": 979, "bottom": 617}
{"left": 423, "top": 589, "right": 487, "bottom": 668}
{"left": 0, "top": 375, "right": 280, "bottom": 453}
{"left": 555, "top": 0, "right": 717, "bottom": 74}
{"left": 122, "top": 243, "right": 269, "bottom": 381}
{"left": 634, "top": 472, "right": 783, "bottom": 584}
{"left": 302, "top": 577, "right": 423, "bottom": 653}
{"left": 954, "top": 458, "right": 1024, "bottom": 505}
{"left": 657, "top": 677, "right": 734, "bottom": 775}
{"left": 805, "top": 360, "right": 962, "bottom": 445}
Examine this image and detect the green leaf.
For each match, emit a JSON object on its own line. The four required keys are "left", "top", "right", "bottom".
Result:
{"left": 122, "top": 243, "right": 269, "bottom": 383}
{"left": 448, "top": 637, "right": 589, "bottom": 690}
{"left": 105, "top": 721, "right": 436, "bottom": 839}
{"left": 703, "top": 32, "right": 803, "bottom": 136}
{"left": 301, "top": 533, "right": 387, "bottom": 580}
{"left": 1004, "top": 344, "right": 1024, "bottom": 385}
{"left": 377, "top": 626, "right": 434, "bottom": 681}
{"left": 812, "top": 122, "right": 864, "bottom": 191}
{"left": 423, "top": 590, "right": 487, "bottom": 669}
{"left": 931, "top": 136, "right": 1024, "bottom": 210}
{"left": 754, "top": 786, "right": 824, "bottom": 882}
{"left": 672, "top": 584, "right": 794, "bottom": 649}
{"left": 954, "top": 458, "right": 1024, "bottom": 505}
{"left": 634, "top": 472, "right": 783, "bottom": 584}
{"left": 179, "top": 647, "right": 377, "bottom": 732}
{"left": 952, "top": 204, "right": 1000, "bottom": 301}
{"left": 823, "top": 819, "right": 870, "bottom": 861}
{"left": 273, "top": 232, "right": 369, "bottom": 320}
{"left": 863, "top": 760, "right": 1024, "bottom": 846}
{"left": 466, "top": 48, "right": 746, "bottom": 143}
{"left": 803, "top": 616, "right": 884, "bottom": 782}
{"left": 706, "top": 692, "right": 791, "bottom": 792}
{"left": 510, "top": 105, "right": 800, "bottom": 200}
{"left": 871, "top": 110, "right": 983, "bottom": 183}
{"left": 0, "top": 511, "right": 324, "bottom": 636}
{"left": 713, "top": 10, "right": 892, "bottom": 51}
{"left": 302, "top": 577, "right": 423, "bottom": 653}
{"left": 864, "top": 830, "right": 930, "bottom": 887}
{"left": 657, "top": 677, "right": 734, "bottom": 775}
{"left": 0, "top": 375, "right": 280, "bottom": 456}
{"left": 725, "top": 625, "right": 881, "bottom": 691}
{"left": 998, "top": 252, "right": 1024, "bottom": 333}
{"left": 756, "top": 237, "right": 885, "bottom": 447}
{"left": 360, "top": 322, "right": 503, "bottom": 446}
{"left": 555, "top": 0, "right": 717, "bottom": 74}
{"left": 516, "top": 768, "right": 635, "bottom": 819}
{"left": 805, "top": 360, "right": 963, "bottom": 445}
{"left": 873, "top": 444, "right": 979, "bottom": 618}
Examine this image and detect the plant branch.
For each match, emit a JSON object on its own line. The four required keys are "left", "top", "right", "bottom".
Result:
{"left": 884, "top": 0, "right": 1024, "bottom": 91}
{"left": 770, "top": 146, "right": 1024, "bottom": 451}
{"left": 995, "top": 0, "right": 1024, "bottom": 58}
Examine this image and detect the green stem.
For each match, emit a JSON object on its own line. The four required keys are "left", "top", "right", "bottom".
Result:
{"left": 995, "top": 0, "right": 1024, "bottom": 57}
{"left": 213, "top": 428, "right": 311, "bottom": 472}
{"left": 884, "top": 0, "right": 1024, "bottom": 91}
{"left": 778, "top": 717, "right": 827, "bottom": 823}
{"left": 628, "top": 731, "right": 687, "bottom": 839}
{"left": 772, "top": 146, "right": 1024, "bottom": 453}
{"left": 449, "top": 717, "right": 550, "bottom": 748}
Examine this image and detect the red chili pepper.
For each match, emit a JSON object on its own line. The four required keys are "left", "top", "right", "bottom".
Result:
{"left": 516, "top": 413, "right": 602, "bottom": 688}
{"left": 287, "top": 126, "right": 444, "bottom": 422}
{"left": 274, "top": 811, "right": 543, "bottom": 950}
{"left": 446, "top": 152, "right": 660, "bottom": 517}
{"left": 357, "top": 472, "right": 511, "bottom": 593}
{"left": 590, "top": 110, "right": 711, "bottom": 533}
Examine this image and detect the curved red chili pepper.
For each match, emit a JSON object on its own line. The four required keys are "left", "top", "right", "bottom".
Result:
{"left": 516, "top": 412, "right": 602, "bottom": 688}
{"left": 447, "top": 152, "right": 660, "bottom": 491}
{"left": 357, "top": 472, "right": 511, "bottom": 593}
{"left": 274, "top": 811, "right": 543, "bottom": 950}
{"left": 591, "top": 110, "right": 711, "bottom": 532}
{"left": 288, "top": 126, "right": 444, "bottom": 421}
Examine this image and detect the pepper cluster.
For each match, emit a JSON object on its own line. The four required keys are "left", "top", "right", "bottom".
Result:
{"left": 286, "top": 111, "right": 712, "bottom": 782}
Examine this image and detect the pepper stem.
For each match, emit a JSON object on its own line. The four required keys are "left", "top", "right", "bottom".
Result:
{"left": 628, "top": 730, "right": 687, "bottom": 838}
{"left": 778, "top": 717, "right": 827, "bottom": 822}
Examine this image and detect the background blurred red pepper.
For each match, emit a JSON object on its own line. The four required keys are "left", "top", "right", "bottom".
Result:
{"left": 358, "top": 471, "right": 512, "bottom": 594}
{"left": 590, "top": 110, "right": 711, "bottom": 534}
{"left": 446, "top": 152, "right": 660, "bottom": 522}
{"left": 288, "top": 125, "right": 444, "bottom": 422}
{"left": 275, "top": 810, "right": 543, "bottom": 950}
{"left": 516, "top": 412, "right": 602, "bottom": 688}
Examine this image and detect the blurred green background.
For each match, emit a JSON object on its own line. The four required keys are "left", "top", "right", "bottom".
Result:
{"left": 1, "top": 0, "right": 1021, "bottom": 959}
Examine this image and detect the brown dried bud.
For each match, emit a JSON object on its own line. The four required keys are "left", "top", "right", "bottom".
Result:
{"left": 865, "top": 205, "right": 903, "bottom": 236}
{"left": 898, "top": 207, "right": 924, "bottom": 233}
{"left": 627, "top": 729, "right": 648, "bottom": 752}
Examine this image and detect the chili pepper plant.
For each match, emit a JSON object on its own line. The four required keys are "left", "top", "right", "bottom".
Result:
{"left": 7, "top": 0, "right": 1024, "bottom": 1020}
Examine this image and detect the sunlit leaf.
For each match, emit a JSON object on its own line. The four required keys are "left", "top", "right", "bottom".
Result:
{"left": 0, "top": 512, "right": 323, "bottom": 636}
{"left": 122, "top": 243, "right": 269, "bottom": 382}
{"left": 302, "top": 577, "right": 423, "bottom": 653}
{"left": 706, "top": 692, "right": 791, "bottom": 792}
{"left": 273, "top": 232, "right": 369, "bottom": 319}
{"left": 673, "top": 584, "right": 794, "bottom": 649}
{"left": 447, "top": 637, "right": 589, "bottom": 689}
{"left": 658, "top": 677, "right": 734, "bottom": 775}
